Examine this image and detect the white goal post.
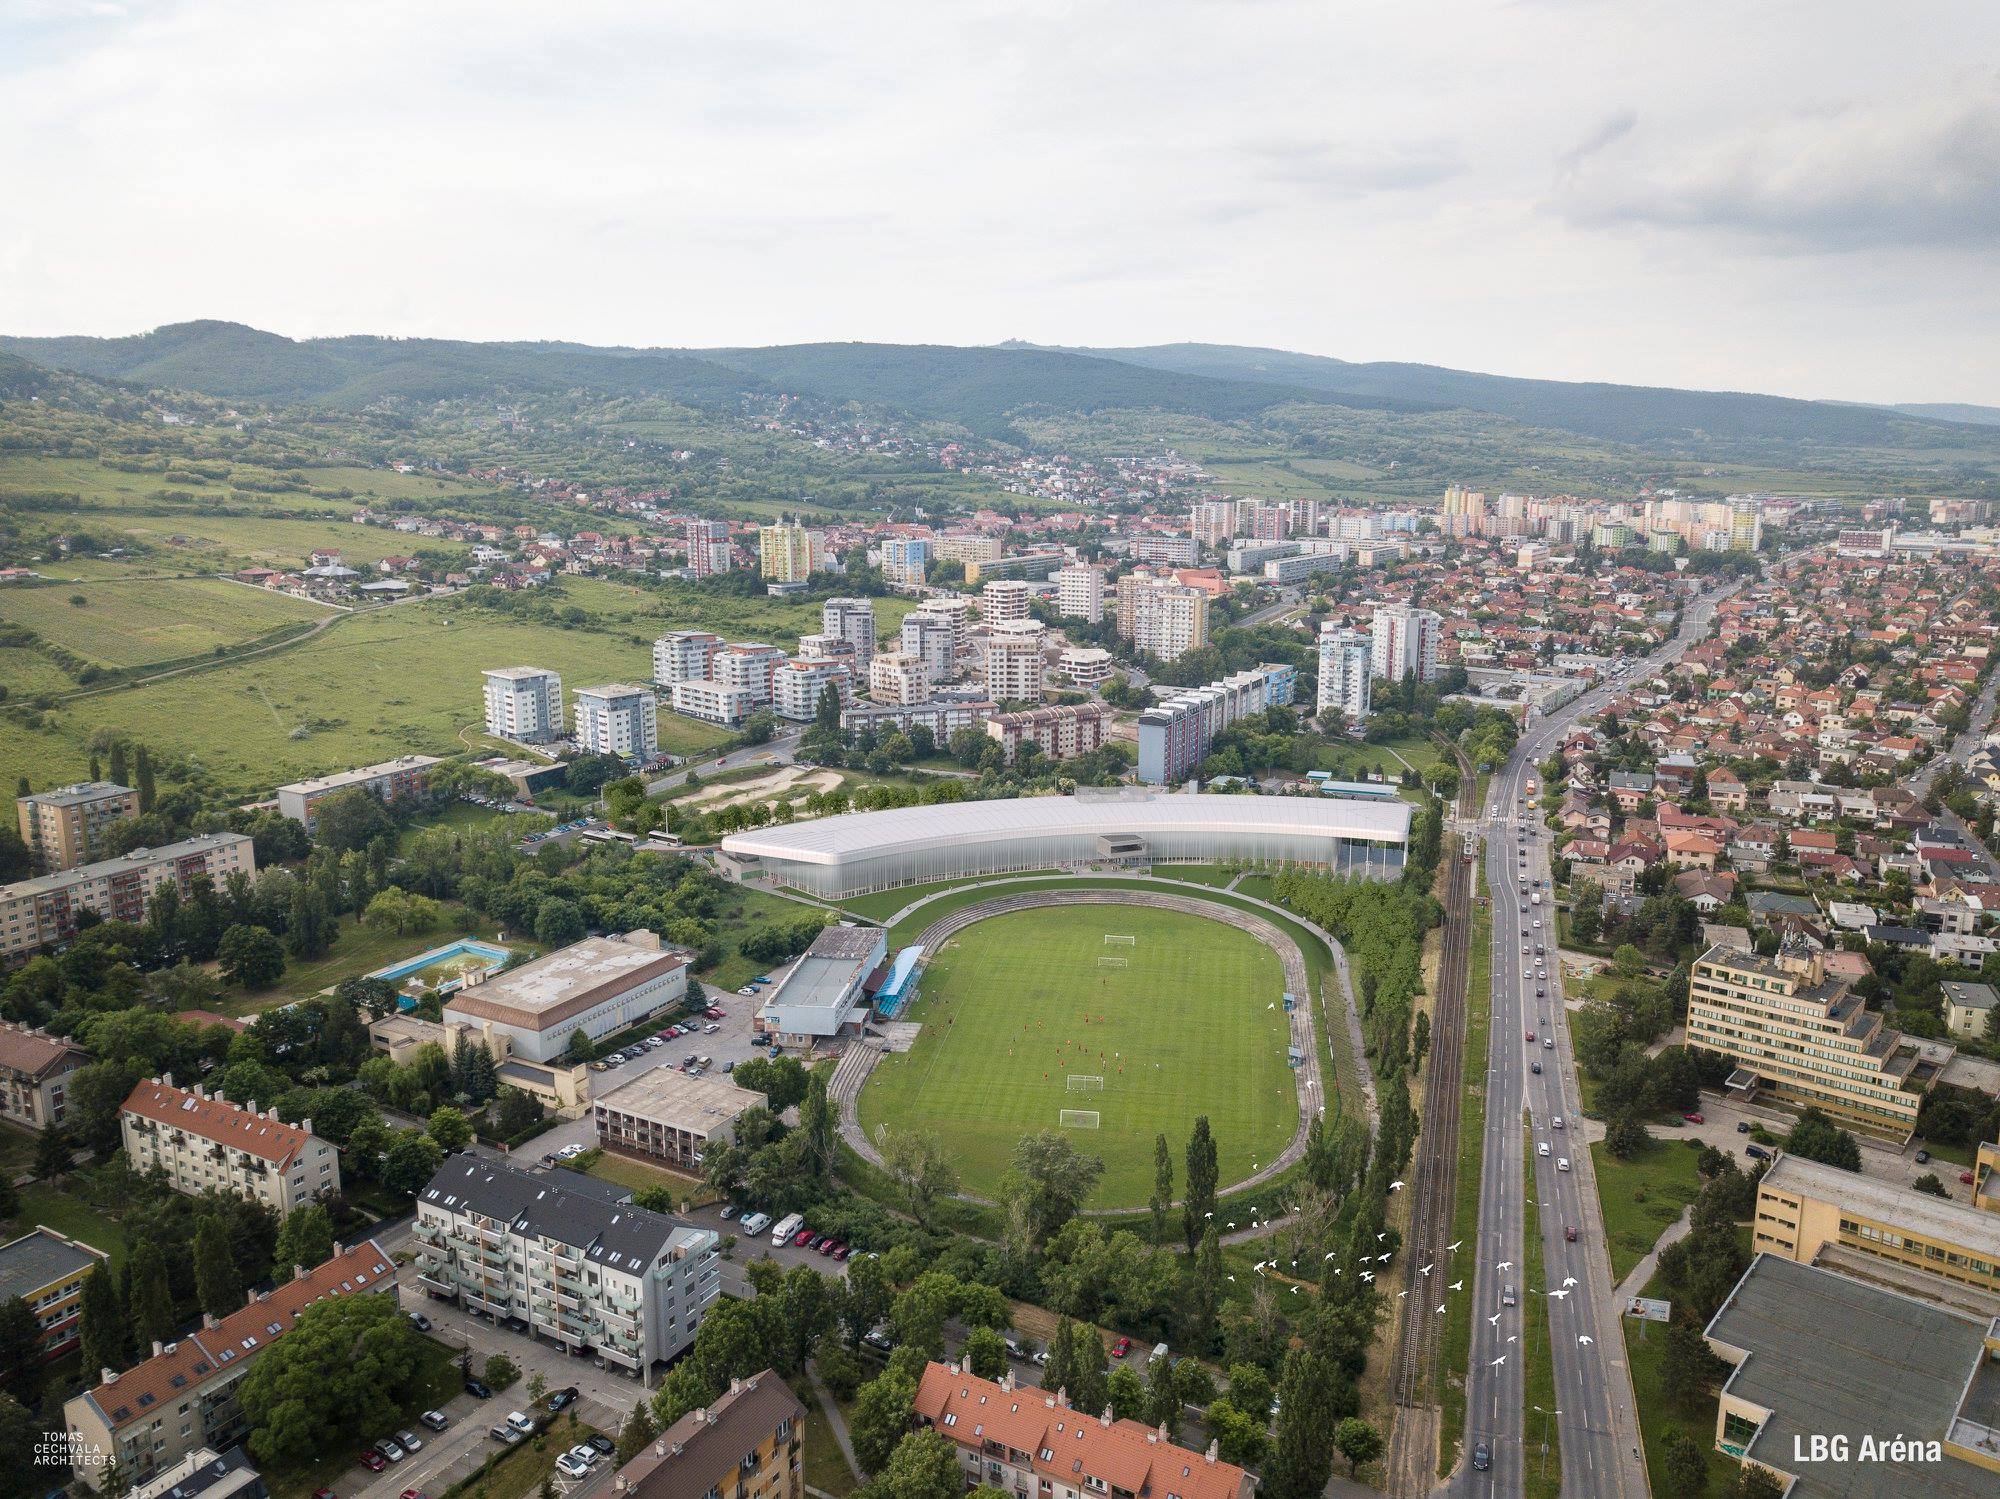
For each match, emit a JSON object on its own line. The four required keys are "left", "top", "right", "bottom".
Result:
{"left": 1067, "top": 1074, "right": 1104, "bottom": 1091}
{"left": 1097, "top": 955, "right": 1129, "bottom": 968}
{"left": 1103, "top": 934, "right": 1137, "bottom": 945}
{"left": 1059, "top": 1109, "right": 1101, "bottom": 1129}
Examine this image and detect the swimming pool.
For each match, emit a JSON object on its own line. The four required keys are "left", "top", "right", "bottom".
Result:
{"left": 367, "top": 938, "right": 511, "bottom": 986}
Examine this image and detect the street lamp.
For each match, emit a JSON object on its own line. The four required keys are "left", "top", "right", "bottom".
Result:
{"left": 1531, "top": 1406, "right": 1562, "bottom": 1481}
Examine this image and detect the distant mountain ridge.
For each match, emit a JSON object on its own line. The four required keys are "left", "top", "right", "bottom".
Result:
{"left": 0, "top": 319, "right": 1983, "bottom": 452}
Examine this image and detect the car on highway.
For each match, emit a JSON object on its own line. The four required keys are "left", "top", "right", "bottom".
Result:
{"left": 1537, "top": 1142, "right": 1551, "bottom": 1157}
{"left": 1501, "top": 1284, "right": 1516, "bottom": 1306}
{"left": 1473, "top": 1442, "right": 1491, "bottom": 1472}
{"left": 1557, "top": 1157, "right": 1571, "bottom": 1172}
{"left": 1544, "top": 1036, "right": 1555, "bottom": 1049}
{"left": 1531, "top": 1061, "right": 1542, "bottom": 1074}
{"left": 1564, "top": 1226, "right": 1578, "bottom": 1243}
{"left": 1111, "top": 1336, "right": 1132, "bottom": 1358}
{"left": 1526, "top": 1030, "right": 1535, "bottom": 1042}
{"left": 359, "top": 1452, "right": 387, "bottom": 1472}
{"left": 1551, "top": 1115, "right": 1564, "bottom": 1130}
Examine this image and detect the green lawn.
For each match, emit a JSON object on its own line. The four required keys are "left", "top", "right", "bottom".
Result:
{"left": 0, "top": 1121, "right": 37, "bottom": 1182}
{"left": 857, "top": 904, "right": 1295, "bottom": 1207}
{"left": 1624, "top": 1264, "right": 1742, "bottom": 1499}
{"left": 1438, "top": 860, "right": 1491, "bottom": 1472}
{"left": 10, "top": 1182, "right": 130, "bottom": 1265}
{"left": 702, "top": 885, "right": 835, "bottom": 989}
{"left": 1590, "top": 1137, "right": 1706, "bottom": 1282}
{"left": 585, "top": 1149, "right": 719, "bottom": 1208}
{"left": 225, "top": 905, "right": 521, "bottom": 1014}
{"left": 1522, "top": 1131, "right": 1561, "bottom": 1499}
{"left": 802, "top": 1391, "right": 862, "bottom": 1497}
{"left": 0, "top": 577, "right": 332, "bottom": 670}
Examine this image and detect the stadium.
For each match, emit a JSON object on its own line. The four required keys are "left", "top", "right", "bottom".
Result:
{"left": 717, "top": 790, "right": 1411, "bottom": 899}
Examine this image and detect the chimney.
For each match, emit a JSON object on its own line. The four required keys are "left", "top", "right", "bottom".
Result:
{"left": 1100, "top": 1408, "right": 1112, "bottom": 1428}
{"left": 1205, "top": 1441, "right": 1218, "bottom": 1464}
{"left": 301, "top": 1119, "right": 312, "bottom": 1135}
{"left": 730, "top": 1377, "right": 742, "bottom": 1394}
{"left": 202, "top": 1313, "right": 218, "bottom": 1330}
{"left": 162, "top": 1071, "right": 173, "bottom": 1088}
{"left": 1000, "top": 1370, "right": 1013, "bottom": 1393}
{"left": 246, "top": 1100, "right": 257, "bottom": 1116}
{"left": 151, "top": 1340, "right": 163, "bottom": 1357}
{"left": 102, "top": 1368, "right": 118, "bottom": 1385}
{"left": 1054, "top": 1387, "right": 1067, "bottom": 1409}
{"left": 294, "top": 1265, "right": 308, "bottom": 1281}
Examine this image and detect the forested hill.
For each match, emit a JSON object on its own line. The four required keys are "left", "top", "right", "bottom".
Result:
{"left": 1025, "top": 340, "right": 1974, "bottom": 449}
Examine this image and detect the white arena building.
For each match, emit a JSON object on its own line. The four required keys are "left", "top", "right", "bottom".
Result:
{"left": 717, "top": 791, "right": 1411, "bottom": 898}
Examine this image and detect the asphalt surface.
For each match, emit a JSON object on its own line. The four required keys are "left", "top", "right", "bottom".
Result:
{"left": 1450, "top": 581, "right": 1736, "bottom": 1499}
{"left": 642, "top": 728, "right": 805, "bottom": 797}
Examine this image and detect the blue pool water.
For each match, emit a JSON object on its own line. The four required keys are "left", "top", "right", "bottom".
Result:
{"left": 367, "top": 938, "right": 510, "bottom": 985}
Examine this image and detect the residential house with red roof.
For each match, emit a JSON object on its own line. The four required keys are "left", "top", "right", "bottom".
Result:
{"left": 120, "top": 1075, "right": 340, "bottom": 1213}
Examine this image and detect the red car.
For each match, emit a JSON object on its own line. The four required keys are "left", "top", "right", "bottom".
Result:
{"left": 705, "top": 1006, "right": 726, "bottom": 1020}
{"left": 1683, "top": 1112, "right": 1705, "bottom": 1124}
{"left": 1110, "top": 1337, "right": 1131, "bottom": 1358}
{"left": 359, "top": 1453, "right": 387, "bottom": 1474}
{"left": 818, "top": 1238, "right": 841, "bottom": 1257}
{"left": 833, "top": 1245, "right": 852, "bottom": 1261}
{"left": 401, "top": 1490, "right": 426, "bottom": 1499}
{"left": 1525, "top": 1031, "right": 1536, "bottom": 1043}
{"left": 793, "top": 1228, "right": 816, "bottom": 1246}
{"left": 1963, "top": 1172, "right": 1977, "bottom": 1185}
{"left": 1564, "top": 1226, "right": 1578, "bottom": 1243}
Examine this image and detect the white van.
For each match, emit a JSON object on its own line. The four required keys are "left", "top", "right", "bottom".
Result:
{"left": 739, "top": 1212, "right": 772, "bottom": 1236}
{"left": 771, "top": 1212, "right": 805, "bottom": 1246}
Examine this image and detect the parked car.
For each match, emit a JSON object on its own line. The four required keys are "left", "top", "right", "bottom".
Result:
{"left": 706, "top": 1007, "right": 726, "bottom": 1019}
{"left": 1111, "top": 1337, "right": 1132, "bottom": 1358}
{"left": 793, "top": 1228, "right": 816, "bottom": 1246}
{"left": 556, "top": 1452, "right": 592, "bottom": 1480}
{"left": 375, "top": 1438, "right": 405, "bottom": 1463}
{"left": 465, "top": 1380, "right": 492, "bottom": 1400}
{"left": 420, "top": 1411, "right": 448, "bottom": 1432}
{"left": 489, "top": 1425, "right": 521, "bottom": 1446}
{"left": 1683, "top": 1112, "right": 1705, "bottom": 1124}
{"left": 833, "top": 1245, "right": 852, "bottom": 1261}
{"left": 1962, "top": 1172, "right": 1977, "bottom": 1185}
{"left": 407, "top": 1312, "right": 431, "bottom": 1332}
{"left": 1745, "top": 1144, "right": 1770, "bottom": 1160}
{"left": 506, "top": 1411, "right": 536, "bottom": 1436}
{"left": 1736, "top": 1121, "right": 1752, "bottom": 1134}
{"left": 359, "top": 1453, "right": 388, "bottom": 1473}
{"left": 400, "top": 1490, "right": 425, "bottom": 1499}
{"left": 396, "top": 1431, "right": 423, "bottom": 1453}
{"left": 1005, "top": 1336, "right": 1033, "bottom": 1360}
{"left": 818, "top": 1238, "right": 842, "bottom": 1257}
{"left": 548, "top": 1387, "right": 579, "bottom": 1413}
{"left": 1915, "top": 1149, "right": 1931, "bottom": 1164}
{"left": 588, "top": 1434, "right": 616, "bottom": 1455}
{"left": 719, "top": 1204, "right": 737, "bottom": 1220}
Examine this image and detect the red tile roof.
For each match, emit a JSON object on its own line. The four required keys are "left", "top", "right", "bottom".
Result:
{"left": 120, "top": 1079, "right": 313, "bottom": 1165}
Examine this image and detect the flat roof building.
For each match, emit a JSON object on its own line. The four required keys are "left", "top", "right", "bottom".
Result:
{"left": 594, "top": 1068, "right": 770, "bottom": 1171}
{"left": 720, "top": 790, "right": 1408, "bottom": 899}
{"left": 0, "top": 1226, "right": 108, "bottom": 1366}
{"left": 756, "top": 926, "right": 887, "bottom": 1042}
{"left": 126, "top": 1446, "right": 266, "bottom": 1499}
{"left": 275, "top": 756, "right": 441, "bottom": 831}
{"left": 1702, "top": 1254, "right": 2000, "bottom": 1495}
{"left": 0, "top": 833, "right": 255, "bottom": 958}
{"left": 442, "top": 931, "right": 688, "bottom": 1063}
{"left": 17, "top": 780, "right": 139, "bottom": 873}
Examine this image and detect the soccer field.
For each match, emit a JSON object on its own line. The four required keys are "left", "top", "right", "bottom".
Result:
{"left": 855, "top": 904, "right": 1297, "bottom": 1208}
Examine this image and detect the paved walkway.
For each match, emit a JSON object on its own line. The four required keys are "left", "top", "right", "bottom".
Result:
{"left": 809, "top": 1362, "right": 865, "bottom": 1484}
{"left": 1612, "top": 1204, "right": 1692, "bottom": 1302}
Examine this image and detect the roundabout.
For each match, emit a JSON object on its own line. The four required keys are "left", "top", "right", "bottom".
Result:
{"left": 836, "top": 886, "right": 1329, "bottom": 1212}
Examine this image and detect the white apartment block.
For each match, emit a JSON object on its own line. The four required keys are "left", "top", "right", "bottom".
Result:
{"left": 120, "top": 1076, "right": 340, "bottom": 1212}
{"left": 1316, "top": 625, "right": 1373, "bottom": 722}
{"left": 796, "top": 633, "right": 857, "bottom": 668}
{"left": 653, "top": 631, "right": 724, "bottom": 688}
{"left": 1371, "top": 605, "right": 1441, "bottom": 682}
{"left": 900, "top": 611, "right": 958, "bottom": 684}
{"left": 870, "top": 651, "right": 931, "bottom": 705}
{"left": 985, "top": 704, "right": 1110, "bottom": 763}
{"left": 980, "top": 579, "right": 1033, "bottom": 623}
{"left": 413, "top": 1158, "right": 720, "bottom": 1378}
{"left": 772, "top": 659, "right": 852, "bottom": 721}
{"left": 984, "top": 622, "right": 1046, "bottom": 703}
{"left": 574, "top": 684, "right": 659, "bottom": 759}
{"left": 1190, "top": 500, "right": 1236, "bottom": 549}
{"left": 0, "top": 833, "right": 256, "bottom": 959}
{"left": 1057, "top": 646, "right": 1113, "bottom": 688}
{"left": 713, "top": 644, "right": 787, "bottom": 704}
{"left": 820, "top": 598, "right": 877, "bottom": 670}
{"left": 1053, "top": 564, "right": 1105, "bottom": 623}
{"left": 482, "top": 667, "right": 564, "bottom": 744}
{"left": 671, "top": 679, "right": 760, "bottom": 726}
{"left": 1120, "top": 575, "right": 1209, "bottom": 663}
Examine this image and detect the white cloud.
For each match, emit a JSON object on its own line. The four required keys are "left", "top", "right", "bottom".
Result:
{"left": 0, "top": 0, "right": 1997, "bottom": 403}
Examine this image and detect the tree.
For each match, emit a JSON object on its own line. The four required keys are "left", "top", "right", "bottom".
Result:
{"left": 239, "top": 1294, "right": 428, "bottom": 1467}
{"left": 1913, "top": 1172, "right": 1950, "bottom": 1197}
{"left": 1203, "top": 1400, "right": 1268, "bottom": 1467}
{"left": 427, "top": 1105, "right": 475, "bottom": 1153}
{"left": 875, "top": 1429, "right": 963, "bottom": 1499}
{"left": 78, "top": 1265, "right": 128, "bottom": 1378}
{"left": 616, "top": 1400, "right": 657, "bottom": 1463}
{"left": 32, "top": 1125, "right": 71, "bottom": 1182}
{"left": 1183, "top": 1116, "right": 1218, "bottom": 1250}
{"left": 1003, "top": 1130, "right": 1105, "bottom": 1247}
{"left": 218, "top": 923, "right": 286, "bottom": 989}
{"left": 816, "top": 1332, "right": 864, "bottom": 1400}
{"left": 1333, "top": 1417, "right": 1382, "bottom": 1476}
{"left": 1659, "top": 1429, "right": 1710, "bottom": 1499}
{"left": 535, "top": 897, "right": 586, "bottom": 947}
{"left": 1604, "top": 1111, "right": 1652, "bottom": 1160}
{"left": 194, "top": 1218, "right": 245, "bottom": 1318}
{"left": 963, "top": 1326, "right": 1008, "bottom": 1380}
{"left": 381, "top": 1130, "right": 446, "bottom": 1197}
{"left": 1784, "top": 1107, "right": 1862, "bottom": 1172}
{"left": 1142, "top": 1354, "right": 1181, "bottom": 1439}
{"left": 273, "top": 1203, "right": 335, "bottom": 1279}
{"left": 482, "top": 1353, "right": 520, "bottom": 1390}
{"left": 0, "top": 1296, "right": 44, "bottom": 1395}
{"left": 876, "top": 1124, "right": 958, "bottom": 1225}
{"left": 135, "top": 745, "right": 156, "bottom": 813}
{"left": 1106, "top": 1364, "right": 1146, "bottom": 1421}
{"left": 126, "top": 1241, "right": 176, "bottom": 1346}
{"left": 890, "top": 1272, "right": 960, "bottom": 1359}
{"left": 1262, "top": 1344, "right": 1342, "bottom": 1499}
{"left": 0, "top": 1393, "right": 39, "bottom": 1495}
{"left": 1661, "top": 1321, "right": 1724, "bottom": 1407}
{"left": 1150, "top": 1133, "right": 1173, "bottom": 1243}
{"left": 851, "top": 1369, "right": 919, "bottom": 1474}
{"left": 1735, "top": 1463, "right": 1785, "bottom": 1499}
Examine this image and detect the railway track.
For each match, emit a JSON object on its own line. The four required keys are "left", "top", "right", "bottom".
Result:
{"left": 1384, "top": 744, "right": 1482, "bottom": 1494}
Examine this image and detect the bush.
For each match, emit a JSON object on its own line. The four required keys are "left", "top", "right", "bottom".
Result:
{"left": 483, "top": 1353, "right": 520, "bottom": 1390}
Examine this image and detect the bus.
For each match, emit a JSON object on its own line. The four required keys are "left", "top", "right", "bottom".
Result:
{"left": 771, "top": 1212, "right": 805, "bottom": 1247}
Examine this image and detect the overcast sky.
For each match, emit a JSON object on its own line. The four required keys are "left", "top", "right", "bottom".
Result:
{"left": 4, "top": 0, "right": 1999, "bottom": 405}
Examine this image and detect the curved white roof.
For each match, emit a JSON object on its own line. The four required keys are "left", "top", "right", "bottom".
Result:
{"left": 720, "top": 791, "right": 1410, "bottom": 868}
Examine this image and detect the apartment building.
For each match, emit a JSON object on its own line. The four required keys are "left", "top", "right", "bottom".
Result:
{"left": 1137, "top": 664, "right": 1296, "bottom": 785}
{"left": 840, "top": 698, "right": 994, "bottom": 743}
{"left": 0, "top": 1021, "right": 88, "bottom": 1131}
{"left": 654, "top": 631, "right": 725, "bottom": 689}
{"left": 985, "top": 704, "right": 1110, "bottom": 763}
{"left": 880, "top": 536, "right": 931, "bottom": 587}
{"left": 772, "top": 659, "right": 852, "bottom": 722}
{"left": 609, "top": 1370, "right": 803, "bottom": 1499}
{"left": 1686, "top": 942, "right": 1936, "bottom": 1140}
{"left": 1190, "top": 500, "right": 1236, "bottom": 549}
{"left": 64, "top": 1242, "right": 396, "bottom": 1490}
{"left": 1316, "top": 625, "right": 1373, "bottom": 723}
{"left": 442, "top": 930, "right": 688, "bottom": 1063}
{"left": 981, "top": 579, "right": 1034, "bottom": 623}
{"left": 1057, "top": 646, "right": 1112, "bottom": 689}
{"left": 275, "top": 756, "right": 440, "bottom": 831}
{"left": 983, "top": 622, "right": 1046, "bottom": 703}
{"left": 0, "top": 833, "right": 256, "bottom": 959}
{"left": 820, "top": 598, "right": 877, "bottom": 670}
{"left": 1753, "top": 1151, "right": 2000, "bottom": 1299}
{"left": 482, "top": 667, "right": 564, "bottom": 744}
{"left": 685, "top": 519, "right": 734, "bottom": 579}
{"left": 964, "top": 550, "right": 1062, "bottom": 585}
{"left": 934, "top": 533, "right": 1004, "bottom": 566}
{"left": 900, "top": 611, "right": 958, "bottom": 684}
{"left": 1129, "top": 535, "right": 1200, "bottom": 567}
{"left": 127, "top": 1447, "right": 265, "bottom": 1499}
{"left": 714, "top": 643, "right": 787, "bottom": 705}
{"left": 869, "top": 650, "right": 931, "bottom": 705}
{"left": 672, "top": 679, "right": 760, "bottom": 727}
{"left": 17, "top": 781, "right": 139, "bottom": 873}
{"left": 0, "top": 1227, "right": 107, "bottom": 1365}
{"left": 796, "top": 633, "right": 857, "bottom": 674}
{"left": 1118, "top": 573, "right": 1209, "bottom": 663}
{"left": 121, "top": 1077, "right": 341, "bottom": 1212}
{"left": 757, "top": 522, "right": 815, "bottom": 583}
{"left": 574, "top": 684, "right": 659, "bottom": 760}
{"left": 412, "top": 1158, "right": 720, "bottom": 1378}
{"left": 593, "top": 1068, "right": 769, "bottom": 1171}
{"left": 1053, "top": 564, "right": 1105, "bottom": 623}
{"left": 1371, "top": 605, "right": 1442, "bottom": 682}
{"left": 913, "top": 1362, "right": 1254, "bottom": 1499}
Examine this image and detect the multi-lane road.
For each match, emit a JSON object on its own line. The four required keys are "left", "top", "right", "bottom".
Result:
{"left": 1451, "top": 581, "right": 1738, "bottom": 1499}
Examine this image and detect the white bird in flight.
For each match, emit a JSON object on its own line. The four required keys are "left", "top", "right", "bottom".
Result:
{"left": 1497, "top": 1261, "right": 1513, "bottom": 1271}
{"left": 1490, "top": 1355, "right": 1507, "bottom": 1367}
{"left": 1436, "top": 1305, "right": 1446, "bottom": 1315}
{"left": 1487, "top": 1313, "right": 1501, "bottom": 1326}
{"left": 1562, "top": 1277, "right": 1578, "bottom": 1289}
{"left": 1549, "top": 1289, "right": 1571, "bottom": 1300}
{"left": 1578, "top": 1335, "right": 1594, "bottom": 1346}
{"left": 1448, "top": 1280, "right": 1463, "bottom": 1292}
{"left": 1390, "top": 1181, "right": 1405, "bottom": 1191}
{"left": 1447, "top": 1240, "right": 1463, "bottom": 1252}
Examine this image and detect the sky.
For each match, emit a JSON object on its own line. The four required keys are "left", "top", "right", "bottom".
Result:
{"left": 3, "top": 0, "right": 1999, "bottom": 406}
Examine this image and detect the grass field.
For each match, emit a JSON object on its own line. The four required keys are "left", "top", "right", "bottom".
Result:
{"left": 0, "top": 577, "right": 331, "bottom": 669}
{"left": 856, "top": 904, "right": 1295, "bottom": 1207}
{"left": 10, "top": 1182, "right": 129, "bottom": 1265}
{"left": 1624, "top": 1255, "right": 1744, "bottom": 1499}
{"left": 1590, "top": 1136, "right": 1706, "bottom": 1282}
{"left": 1437, "top": 862, "right": 1492, "bottom": 1470}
